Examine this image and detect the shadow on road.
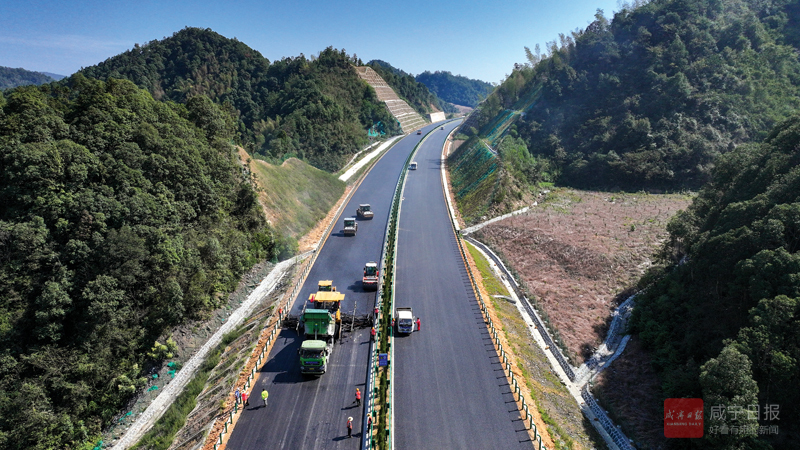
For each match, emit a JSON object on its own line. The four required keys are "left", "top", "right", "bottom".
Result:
{"left": 261, "top": 329, "right": 309, "bottom": 384}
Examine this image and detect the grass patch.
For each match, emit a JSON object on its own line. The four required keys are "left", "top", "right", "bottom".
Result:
{"left": 250, "top": 157, "right": 346, "bottom": 238}
{"left": 131, "top": 326, "right": 250, "bottom": 450}
{"left": 466, "top": 239, "right": 603, "bottom": 450}
{"left": 465, "top": 242, "right": 509, "bottom": 298}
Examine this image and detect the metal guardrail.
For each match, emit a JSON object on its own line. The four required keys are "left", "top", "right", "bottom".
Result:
{"left": 462, "top": 226, "right": 638, "bottom": 450}
{"left": 364, "top": 131, "right": 423, "bottom": 450}
{"left": 462, "top": 236, "right": 576, "bottom": 382}
{"left": 209, "top": 138, "right": 396, "bottom": 450}
{"left": 439, "top": 128, "right": 548, "bottom": 450}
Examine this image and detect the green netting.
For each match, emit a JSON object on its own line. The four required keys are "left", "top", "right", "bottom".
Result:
{"left": 148, "top": 385, "right": 159, "bottom": 392}
{"left": 168, "top": 369, "right": 177, "bottom": 378}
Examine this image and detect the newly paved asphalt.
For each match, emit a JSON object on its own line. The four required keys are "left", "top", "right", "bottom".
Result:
{"left": 226, "top": 124, "right": 442, "bottom": 450}
{"left": 394, "top": 122, "right": 534, "bottom": 449}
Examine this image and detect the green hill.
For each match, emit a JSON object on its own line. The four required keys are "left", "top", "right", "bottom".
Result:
{"left": 630, "top": 113, "right": 800, "bottom": 448}
{"left": 80, "top": 27, "right": 400, "bottom": 171}
{"left": 416, "top": 70, "right": 494, "bottom": 108}
{"left": 0, "top": 77, "right": 285, "bottom": 449}
{"left": 0, "top": 66, "right": 56, "bottom": 90}
{"left": 366, "top": 60, "right": 457, "bottom": 114}
{"left": 460, "top": 0, "right": 800, "bottom": 194}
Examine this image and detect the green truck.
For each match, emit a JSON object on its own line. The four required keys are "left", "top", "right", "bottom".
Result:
{"left": 298, "top": 308, "right": 336, "bottom": 375}
{"left": 299, "top": 281, "right": 345, "bottom": 375}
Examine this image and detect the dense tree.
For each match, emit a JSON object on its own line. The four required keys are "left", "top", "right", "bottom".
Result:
{"left": 630, "top": 113, "right": 800, "bottom": 447}
{"left": 80, "top": 28, "right": 400, "bottom": 171}
{"left": 465, "top": 0, "right": 800, "bottom": 191}
{"left": 700, "top": 345, "right": 760, "bottom": 446}
{"left": 0, "top": 77, "right": 285, "bottom": 448}
{"left": 366, "top": 60, "right": 457, "bottom": 114}
{"left": 415, "top": 70, "right": 494, "bottom": 108}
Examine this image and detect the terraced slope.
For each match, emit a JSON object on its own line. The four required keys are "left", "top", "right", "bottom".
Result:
{"left": 357, "top": 66, "right": 427, "bottom": 133}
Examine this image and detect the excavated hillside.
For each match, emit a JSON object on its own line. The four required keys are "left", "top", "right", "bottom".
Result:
{"left": 356, "top": 66, "right": 427, "bottom": 133}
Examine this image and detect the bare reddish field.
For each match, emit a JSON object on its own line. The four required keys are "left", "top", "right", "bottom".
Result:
{"left": 475, "top": 189, "right": 690, "bottom": 362}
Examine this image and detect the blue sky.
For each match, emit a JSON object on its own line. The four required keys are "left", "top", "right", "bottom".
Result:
{"left": 1, "top": 0, "right": 622, "bottom": 84}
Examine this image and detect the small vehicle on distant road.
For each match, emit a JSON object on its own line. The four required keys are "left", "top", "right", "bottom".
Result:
{"left": 409, "top": 162, "right": 417, "bottom": 170}
{"left": 416, "top": 130, "right": 422, "bottom": 135}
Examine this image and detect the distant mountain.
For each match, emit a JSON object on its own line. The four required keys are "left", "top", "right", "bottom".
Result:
{"left": 41, "top": 71, "right": 66, "bottom": 81}
{"left": 80, "top": 27, "right": 400, "bottom": 171}
{"left": 368, "top": 59, "right": 409, "bottom": 77}
{"left": 365, "top": 60, "right": 457, "bottom": 114}
{"left": 415, "top": 71, "right": 494, "bottom": 108}
{"left": 0, "top": 66, "right": 55, "bottom": 89}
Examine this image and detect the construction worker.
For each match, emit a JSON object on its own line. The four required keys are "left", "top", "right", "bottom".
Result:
{"left": 370, "top": 327, "right": 376, "bottom": 342}
{"left": 416, "top": 317, "right": 421, "bottom": 331}
{"left": 261, "top": 389, "right": 268, "bottom": 407}
{"left": 355, "top": 388, "right": 361, "bottom": 406}
{"left": 347, "top": 416, "right": 353, "bottom": 438}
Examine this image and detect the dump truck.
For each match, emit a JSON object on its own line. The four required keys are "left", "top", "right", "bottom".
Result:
{"left": 395, "top": 307, "right": 414, "bottom": 334}
{"left": 298, "top": 339, "right": 330, "bottom": 375}
{"left": 363, "top": 262, "right": 379, "bottom": 290}
{"left": 343, "top": 217, "right": 358, "bottom": 236}
{"left": 299, "top": 281, "right": 345, "bottom": 375}
{"left": 356, "top": 204, "right": 374, "bottom": 219}
{"left": 299, "top": 308, "right": 335, "bottom": 375}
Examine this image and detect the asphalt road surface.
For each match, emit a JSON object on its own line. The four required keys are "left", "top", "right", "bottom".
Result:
{"left": 394, "top": 122, "right": 534, "bottom": 449}
{"left": 226, "top": 124, "right": 443, "bottom": 450}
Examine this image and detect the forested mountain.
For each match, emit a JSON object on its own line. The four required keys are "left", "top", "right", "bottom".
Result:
{"left": 0, "top": 66, "right": 56, "bottom": 90}
{"left": 464, "top": 0, "right": 800, "bottom": 191}
{"left": 80, "top": 27, "right": 400, "bottom": 171}
{"left": 366, "top": 60, "right": 457, "bottom": 114}
{"left": 630, "top": 114, "right": 800, "bottom": 448}
{"left": 0, "top": 76, "right": 287, "bottom": 449}
{"left": 416, "top": 70, "right": 494, "bottom": 107}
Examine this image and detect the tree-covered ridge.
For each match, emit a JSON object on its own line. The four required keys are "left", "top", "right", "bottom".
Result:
{"left": 0, "top": 76, "right": 286, "bottom": 449}
{"left": 415, "top": 70, "right": 494, "bottom": 108}
{"left": 630, "top": 114, "right": 800, "bottom": 447}
{"left": 366, "top": 60, "right": 457, "bottom": 114}
{"left": 0, "top": 66, "right": 56, "bottom": 90}
{"left": 467, "top": 0, "right": 800, "bottom": 191}
{"left": 80, "top": 27, "right": 400, "bottom": 171}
